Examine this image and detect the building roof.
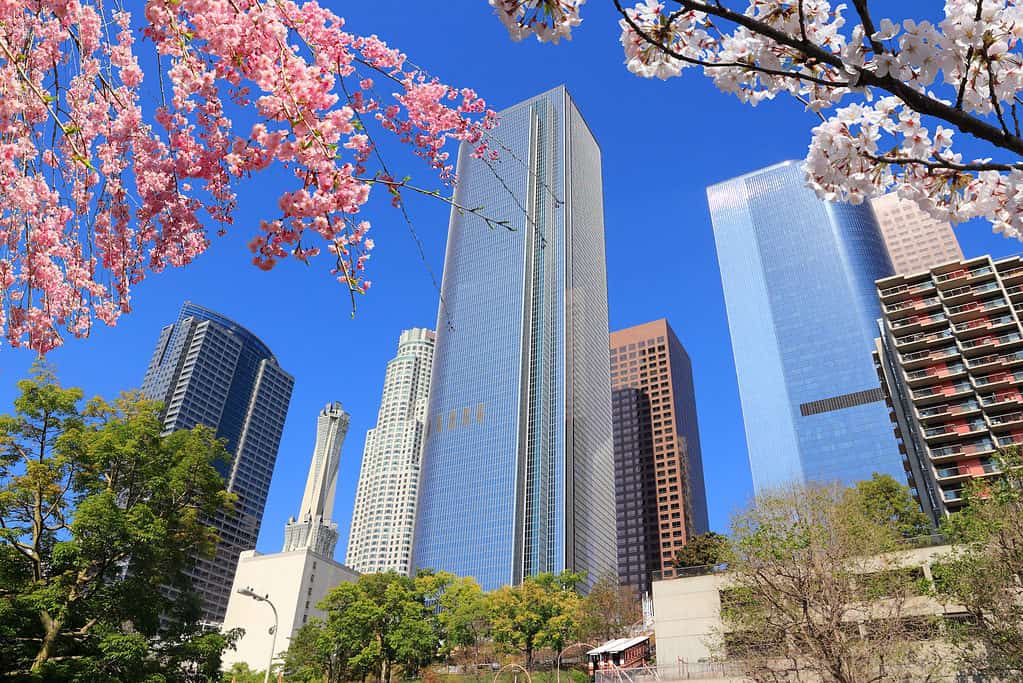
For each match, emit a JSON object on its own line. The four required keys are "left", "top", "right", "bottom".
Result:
{"left": 587, "top": 635, "right": 650, "bottom": 656}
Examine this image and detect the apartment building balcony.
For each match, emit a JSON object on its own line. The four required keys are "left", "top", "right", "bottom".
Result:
{"left": 942, "top": 486, "right": 966, "bottom": 506}
{"left": 986, "top": 411, "right": 1023, "bottom": 430}
{"left": 939, "top": 281, "right": 1001, "bottom": 305}
{"left": 995, "top": 431, "right": 1023, "bottom": 448}
{"left": 922, "top": 419, "right": 988, "bottom": 443}
{"left": 958, "top": 331, "right": 1023, "bottom": 357}
{"left": 885, "top": 296, "right": 943, "bottom": 317}
{"left": 911, "top": 381, "right": 974, "bottom": 405}
{"left": 998, "top": 264, "right": 1023, "bottom": 284}
{"left": 892, "top": 328, "right": 954, "bottom": 351}
{"left": 929, "top": 440, "right": 996, "bottom": 463}
{"left": 934, "top": 265, "right": 995, "bottom": 288}
{"left": 947, "top": 298, "right": 1009, "bottom": 323}
{"left": 979, "top": 389, "right": 1023, "bottom": 408}
{"left": 889, "top": 312, "right": 949, "bottom": 335}
{"left": 1007, "top": 284, "right": 1023, "bottom": 301}
{"left": 916, "top": 399, "right": 981, "bottom": 424}
{"left": 971, "top": 370, "right": 1023, "bottom": 391}
{"left": 934, "top": 464, "right": 973, "bottom": 484}
{"left": 899, "top": 346, "right": 960, "bottom": 370}
{"left": 904, "top": 362, "right": 967, "bottom": 388}
{"left": 878, "top": 279, "right": 936, "bottom": 303}
{"left": 952, "top": 314, "right": 1017, "bottom": 339}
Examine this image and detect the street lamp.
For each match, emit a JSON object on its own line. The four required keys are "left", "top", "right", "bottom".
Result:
{"left": 236, "top": 586, "right": 279, "bottom": 683}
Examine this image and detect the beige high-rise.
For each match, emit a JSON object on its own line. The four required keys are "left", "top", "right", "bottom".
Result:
{"left": 871, "top": 193, "right": 963, "bottom": 275}
{"left": 346, "top": 328, "right": 435, "bottom": 575}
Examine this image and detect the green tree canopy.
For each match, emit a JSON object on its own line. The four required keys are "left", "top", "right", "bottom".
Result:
{"left": 488, "top": 570, "right": 584, "bottom": 669}
{"left": 0, "top": 365, "right": 235, "bottom": 681}
{"left": 673, "top": 532, "right": 730, "bottom": 569}
{"left": 846, "top": 473, "right": 932, "bottom": 539}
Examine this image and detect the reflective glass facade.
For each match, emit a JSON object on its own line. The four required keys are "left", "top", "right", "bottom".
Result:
{"left": 411, "top": 87, "right": 616, "bottom": 591}
{"left": 708, "top": 161, "right": 903, "bottom": 493}
{"left": 142, "top": 301, "right": 294, "bottom": 622}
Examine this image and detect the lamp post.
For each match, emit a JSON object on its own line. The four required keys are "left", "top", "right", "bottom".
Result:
{"left": 236, "top": 586, "right": 279, "bottom": 683}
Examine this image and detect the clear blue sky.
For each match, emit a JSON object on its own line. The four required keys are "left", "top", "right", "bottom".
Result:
{"left": 1, "top": 1, "right": 1019, "bottom": 558}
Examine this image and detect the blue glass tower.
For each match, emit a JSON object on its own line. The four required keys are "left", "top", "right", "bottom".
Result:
{"left": 411, "top": 87, "right": 616, "bottom": 591}
{"left": 708, "top": 161, "right": 902, "bottom": 493}
{"left": 142, "top": 301, "right": 294, "bottom": 622}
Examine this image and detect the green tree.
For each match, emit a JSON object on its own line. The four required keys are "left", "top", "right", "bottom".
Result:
{"left": 488, "top": 571, "right": 583, "bottom": 670}
{"left": 437, "top": 575, "right": 490, "bottom": 666}
{"left": 721, "top": 482, "right": 949, "bottom": 683}
{"left": 279, "top": 618, "right": 344, "bottom": 683}
{"left": 847, "top": 473, "right": 932, "bottom": 539}
{"left": 222, "top": 661, "right": 264, "bottom": 683}
{"left": 573, "top": 572, "right": 642, "bottom": 644}
{"left": 673, "top": 532, "right": 730, "bottom": 569}
{"left": 934, "top": 449, "right": 1023, "bottom": 677}
{"left": 317, "top": 570, "right": 448, "bottom": 683}
{"left": 0, "top": 365, "right": 235, "bottom": 680}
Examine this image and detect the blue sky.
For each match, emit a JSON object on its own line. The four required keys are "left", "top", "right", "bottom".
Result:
{"left": 1, "top": 1, "right": 1020, "bottom": 558}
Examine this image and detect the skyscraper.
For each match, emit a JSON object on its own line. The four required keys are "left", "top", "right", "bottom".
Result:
{"left": 708, "top": 161, "right": 902, "bottom": 493}
{"left": 283, "top": 402, "right": 350, "bottom": 557}
{"left": 871, "top": 193, "right": 963, "bottom": 275}
{"left": 222, "top": 404, "right": 358, "bottom": 672}
{"left": 875, "top": 255, "right": 1023, "bottom": 524}
{"left": 141, "top": 301, "right": 294, "bottom": 623}
{"left": 411, "top": 86, "right": 616, "bottom": 591}
{"left": 610, "top": 320, "right": 708, "bottom": 594}
{"left": 347, "top": 328, "right": 435, "bottom": 575}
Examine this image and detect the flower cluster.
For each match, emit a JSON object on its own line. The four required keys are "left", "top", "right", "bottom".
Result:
{"left": 490, "top": 0, "right": 585, "bottom": 43}
{"left": 496, "top": 0, "right": 1023, "bottom": 246}
{"left": 0, "top": 0, "right": 496, "bottom": 352}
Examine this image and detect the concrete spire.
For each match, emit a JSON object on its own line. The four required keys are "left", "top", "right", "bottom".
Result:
{"left": 282, "top": 402, "right": 350, "bottom": 557}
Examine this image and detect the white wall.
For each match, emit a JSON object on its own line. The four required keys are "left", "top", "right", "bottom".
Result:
{"left": 221, "top": 549, "right": 358, "bottom": 673}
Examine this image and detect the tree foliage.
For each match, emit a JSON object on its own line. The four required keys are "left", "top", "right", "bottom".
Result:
{"left": 673, "top": 531, "right": 730, "bottom": 569}
{"left": 488, "top": 571, "right": 584, "bottom": 669}
{"left": 721, "top": 481, "right": 948, "bottom": 683}
{"left": 572, "top": 572, "right": 641, "bottom": 644}
{"left": 494, "top": 1, "right": 1023, "bottom": 247}
{"left": 848, "top": 473, "right": 932, "bottom": 539}
{"left": 935, "top": 449, "right": 1023, "bottom": 677}
{"left": 0, "top": 364, "right": 236, "bottom": 681}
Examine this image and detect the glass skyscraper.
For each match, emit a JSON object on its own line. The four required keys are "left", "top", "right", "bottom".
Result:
{"left": 411, "top": 86, "right": 616, "bottom": 591}
{"left": 141, "top": 301, "right": 294, "bottom": 623}
{"left": 708, "top": 161, "right": 903, "bottom": 493}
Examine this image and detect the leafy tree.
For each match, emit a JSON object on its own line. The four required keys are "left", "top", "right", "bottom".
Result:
{"left": 721, "top": 482, "right": 949, "bottom": 683}
{"left": 488, "top": 571, "right": 583, "bottom": 669}
{"left": 222, "top": 661, "right": 265, "bottom": 683}
{"left": 847, "top": 473, "right": 932, "bottom": 538}
{"left": 573, "top": 572, "right": 642, "bottom": 644}
{"left": 934, "top": 449, "right": 1023, "bottom": 677}
{"left": 279, "top": 619, "right": 344, "bottom": 683}
{"left": 437, "top": 575, "right": 491, "bottom": 666}
{"left": 317, "top": 571, "right": 450, "bottom": 683}
{"left": 0, "top": 365, "right": 235, "bottom": 680}
{"left": 673, "top": 532, "right": 730, "bottom": 569}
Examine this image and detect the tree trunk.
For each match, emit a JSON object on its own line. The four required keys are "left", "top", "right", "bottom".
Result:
{"left": 382, "top": 659, "right": 391, "bottom": 683}
{"left": 31, "top": 611, "right": 62, "bottom": 672}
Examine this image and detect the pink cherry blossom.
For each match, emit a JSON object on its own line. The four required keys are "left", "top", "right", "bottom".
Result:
{"left": 0, "top": 0, "right": 497, "bottom": 353}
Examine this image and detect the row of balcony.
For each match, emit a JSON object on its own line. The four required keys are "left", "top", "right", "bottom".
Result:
{"left": 879, "top": 262, "right": 1023, "bottom": 307}
{"left": 921, "top": 412, "right": 1023, "bottom": 441}
{"left": 911, "top": 371, "right": 1023, "bottom": 401}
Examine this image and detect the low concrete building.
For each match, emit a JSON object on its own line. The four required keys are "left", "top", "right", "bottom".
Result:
{"left": 652, "top": 542, "right": 962, "bottom": 679}
{"left": 221, "top": 403, "right": 359, "bottom": 672}
{"left": 221, "top": 549, "right": 358, "bottom": 671}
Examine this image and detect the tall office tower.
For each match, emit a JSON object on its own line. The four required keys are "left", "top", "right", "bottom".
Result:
{"left": 708, "top": 161, "right": 903, "bottom": 493}
{"left": 875, "top": 255, "right": 1023, "bottom": 524}
{"left": 411, "top": 86, "right": 616, "bottom": 591}
{"left": 222, "top": 404, "right": 358, "bottom": 672}
{"left": 346, "top": 328, "right": 436, "bottom": 575}
{"left": 141, "top": 301, "right": 294, "bottom": 623}
{"left": 871, "top": 193, "right": 963, "bottom": 275}
{"left": 609, "top": 320, "right": 708, "bottom": 594}
{"left": 283, "top": 402, "right": 350, "bottom": 556}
